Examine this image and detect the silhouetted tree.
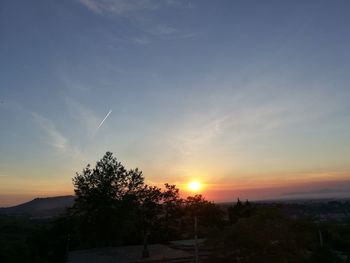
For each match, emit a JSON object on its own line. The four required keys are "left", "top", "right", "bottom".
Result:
{"left": 70, "top": 152, "right": 145, "bottom": 247}
{"left": 72, "top": 152, "right": 144, "bottom": 210}
{"left": 208, "top": 206, "right": 315, "bottom": 263}
{"left": 184, "top": 195, "right": 224, "bottom": 236}
{"left": 228, "top": 198, "right": 254, "bottom": 224}
{"left": 136, "top": 185, "right": 163, "bottom": 257}
{"left": 159, "top": 184, "right": 183, "bottom": 241}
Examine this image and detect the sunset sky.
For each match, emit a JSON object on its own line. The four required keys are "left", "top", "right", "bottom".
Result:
{"left": 1, "top": 0, "right": 350, "bottom": 206}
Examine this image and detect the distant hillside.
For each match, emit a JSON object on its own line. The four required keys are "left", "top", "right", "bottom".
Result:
{"left": 0, "top": 195, "right": 74, "bottom": 218}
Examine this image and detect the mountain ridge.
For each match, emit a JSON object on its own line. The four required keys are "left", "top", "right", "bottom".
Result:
{"left": 0, "top": 195, "right": 75, "bottom": 218}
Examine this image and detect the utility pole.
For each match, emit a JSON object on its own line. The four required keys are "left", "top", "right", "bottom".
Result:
{"left": 194, "top": 214, "right": 199, "bottom": 263}
{"left": 318, "top": 229, "right": 324, "bottom": 248}
{"left": 142, "top": 231, "right": 149, "bottom": 258}
{"left": 66, "top": 233, "right": 70, "bottom": 259}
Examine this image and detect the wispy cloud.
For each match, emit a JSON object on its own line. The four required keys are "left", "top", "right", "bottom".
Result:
{"left": 1, "top": 100, "right": 73, "bottom": 154}
{"left": 78, "top": 0, "right": 182, "bottom": 16}
{"left": 149, "top": 24, "right": 177, "bottom": 35}
{"left": 31, "top": 111, "right": 86, "bottom": 162}
{"left": 171, "top": 115, "right": 228, "bottom": 156}
{"left": 31, "top": 113, "right": 69, "bottom": 152}
{"left": 158, "top": 70, "right": 350, "bottom": 170}
{"left": 65, "top": 98, "right": 100, "bottom": 138}
{"left": 78, "top": 0, "right": 195, "bottom": 45}
{"left": 80, "top": 0, "right": 155, "bottom": 15}
{"left": 165, "top": 99, "right": 291, "bottom": 160}
{"left": 282, "top": 188, "right": 350, "bottom": 196}
{"left": 58, "top": 72, "right": 92, "bottom": 92}
{"left": 133, "top": 36, "right": 152, "bottom": 45}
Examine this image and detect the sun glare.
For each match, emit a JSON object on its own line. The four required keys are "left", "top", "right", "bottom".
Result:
{"left": 188, "top": 181, "right": 201, "bottom": 192}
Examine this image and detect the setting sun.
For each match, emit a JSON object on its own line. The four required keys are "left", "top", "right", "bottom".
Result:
{"left": 188, "top": 181, "right": 201, "bottom": 192}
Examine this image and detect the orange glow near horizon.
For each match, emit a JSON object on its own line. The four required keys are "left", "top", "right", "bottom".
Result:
{"left": 2, "top": 171, "right": 350, "bottom": 207}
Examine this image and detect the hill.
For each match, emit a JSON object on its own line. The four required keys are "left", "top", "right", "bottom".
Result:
{"left": 0, "top": 195, "right": 74, "bottom": 218}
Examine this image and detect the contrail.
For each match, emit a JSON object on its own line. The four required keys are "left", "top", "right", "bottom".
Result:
{"left": 97, "top": 110, "right": 112, "bottom": 130}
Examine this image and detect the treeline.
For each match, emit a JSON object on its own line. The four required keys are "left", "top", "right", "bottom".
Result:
{"left": 67, "top": 152, "right": 224, "bottom": 248}
{"left": 0, "top": 152, "right": 224, "bottom": 262}
{"left": 1, "top": 152, "right": 350, "bottom": 263}
{"left": 0, "top": 216, "right": 67, "bottom": 263}
{"left": 207, "top": 203, "right": 350, "bottom": 263}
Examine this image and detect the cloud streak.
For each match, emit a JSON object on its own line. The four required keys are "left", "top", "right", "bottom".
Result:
{"left": 171, "top": 114, "right": 228, "bottom": 156}
{"left": 30, "top": 111, "right": 86, "bottom": 162}
{"left": 65, "top": 98, "right": 100, "bottom": 138}
{"left": 78, "top": 0, "right": 183, "bottom": 16}
{"left": 31, "top": 113, "right": 69, "bottom": 152}
{"left": 78, "top": 0, "right": 162, "bottom": 17}
{"left": 282, "top": 188, "right": 350, "bottom": 196}
{"left": 78, "top": 0, "right": 195, "bottom": 45}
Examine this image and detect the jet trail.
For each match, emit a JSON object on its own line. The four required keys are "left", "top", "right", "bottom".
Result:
{"left": 97, "top": 110, "right": 112, "bottom": 130}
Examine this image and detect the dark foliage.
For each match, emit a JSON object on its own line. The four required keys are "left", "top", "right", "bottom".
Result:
{"left": 184, "top": 195, "right": 224, "bottom": 235}
{"left": 69, "top": 152, "right": 147, "bottom": 247}
{"left": 68, "top": 152, "right": 229, "bottom": 250}
{"left": 0, "top": 216, "right": 68, "bottom": 263}
{"left": 2, "top": 152, "right": 349, "bottom": 262}
{"left": 206, "top": 204, "right": 350, "bottom": 263}
{"left": 228, "top": 198, "right": 254, "bottom": 224}
{"left": 156, "top": 183, "right": 184, "bottom": 241}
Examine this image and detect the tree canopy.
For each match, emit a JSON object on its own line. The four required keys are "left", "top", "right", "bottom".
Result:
{"left": 71, "top": 152, "right": 148, "bottom": 246}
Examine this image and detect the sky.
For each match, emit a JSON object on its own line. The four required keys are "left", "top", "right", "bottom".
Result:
{"left": 1, "top": 0, "right": 350, "bottom": 206}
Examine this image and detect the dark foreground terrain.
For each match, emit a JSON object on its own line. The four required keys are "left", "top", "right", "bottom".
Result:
{"left": 1, "top": 197, "right": 350, "bottom": 263}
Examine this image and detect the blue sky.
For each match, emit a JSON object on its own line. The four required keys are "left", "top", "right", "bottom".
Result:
{"left": 1, "top": 0, "right": 350, "bottom": 205}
